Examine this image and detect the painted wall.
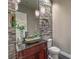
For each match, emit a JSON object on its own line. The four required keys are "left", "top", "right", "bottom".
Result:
{"left": 52, "top": 0, "right": 71, "bottom": 54}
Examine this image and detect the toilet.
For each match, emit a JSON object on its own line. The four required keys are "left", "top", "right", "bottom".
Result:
{"left": 47, "top": 39, "right": 60, "bottom": 59}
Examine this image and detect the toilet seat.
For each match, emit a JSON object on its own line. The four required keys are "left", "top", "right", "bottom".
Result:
{"left": 48, "top": 47, "right": 60, "bottom": 55}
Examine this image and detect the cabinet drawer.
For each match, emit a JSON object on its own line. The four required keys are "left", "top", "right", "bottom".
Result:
{"left": 36, "top": 43, "right": 47, "bottom": 50}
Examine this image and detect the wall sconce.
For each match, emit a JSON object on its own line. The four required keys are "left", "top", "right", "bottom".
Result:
{"left": 12, "top": 0, "right": 21, "bottom": 10}
{"left": 17, "top": 0, "right": 21, "bottom": 3}
{"left": 35, "top": 10, "right": 39, "bottom": 17}
{"left": 12, "top": 0, "right": 21, "bottom": 3}
{"left": 15, "top": 3, "right": 18, "bottom": 10}
{"left": 15, "top": 0, "right": 21, "bottom": 11}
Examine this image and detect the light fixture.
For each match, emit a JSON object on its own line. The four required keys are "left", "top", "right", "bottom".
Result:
{"left": 12, "top": 0, "right": 21, "bottom": 3}
{"left": 15, "top": 3, "right": 18, "bottom": 10}
{"left": 45, "top": 0, "right": 49, "bottom": 3}
{"left": 35, "top": 10, "right": 39, "bottom": 17}
{"left": 17, "top": 0, "right": 21, "bottom": 3}
{"left": 15, "top": 0, "right": 21, "bottom": 11}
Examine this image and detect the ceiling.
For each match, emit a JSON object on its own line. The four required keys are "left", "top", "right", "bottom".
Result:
{"left": 19, "top": 0, "right": 39, "bottom": 9}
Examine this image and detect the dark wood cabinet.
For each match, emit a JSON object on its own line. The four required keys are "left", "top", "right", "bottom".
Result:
{"left": 16, "top": 41, "right": 48, "bottom": 59}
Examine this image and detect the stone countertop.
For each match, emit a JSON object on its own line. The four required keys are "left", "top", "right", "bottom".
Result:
{"left": 16, "top": 40, "right": 47, "bottom": 52}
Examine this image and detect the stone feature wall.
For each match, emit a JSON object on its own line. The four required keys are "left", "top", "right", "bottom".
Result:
{"left": 8, "top": 0, "right": 16, "bottom": 59}
{"left": 39, "top": 0, "right": 52, "bottom": 40}
{"left": 8, "top": 12, "right": 16, "bottom": 59}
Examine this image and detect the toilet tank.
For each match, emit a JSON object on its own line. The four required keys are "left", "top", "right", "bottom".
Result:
{"left": 47, "top": 39, "right": 53, "bottom": 48}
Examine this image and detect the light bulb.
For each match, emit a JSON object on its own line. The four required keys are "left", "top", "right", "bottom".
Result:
{"left": 12, "top": 0, "right": 21, "bottom": 3}
{"left": 35, "top": 10, "right": 39, "bottom": 17}
{"left": 45, "top": 0, "right": 48, "bottom": 2}
{"left": 17, "top": 0, "right": 21, "bottom": 3}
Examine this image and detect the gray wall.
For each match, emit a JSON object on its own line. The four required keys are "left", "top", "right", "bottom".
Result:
{"left": 52, "top": 0, "right": 71, "bottom": 54}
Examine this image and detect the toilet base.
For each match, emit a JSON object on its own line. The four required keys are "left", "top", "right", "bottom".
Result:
{"left": 49, "top": 54, "right": 58, "bottom": 59}
{"left": 52, "top": 55, "right": 58, "bottom": 59}
{"left": 48, "top": 55, "right": 53, "bottom": 59}
{"left": 48, "top": 47, "right": 60, "bottom": 59}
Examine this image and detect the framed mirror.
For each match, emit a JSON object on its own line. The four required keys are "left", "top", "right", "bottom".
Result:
{"left": 15, "top": 0, "right": 40, "bottom": 51}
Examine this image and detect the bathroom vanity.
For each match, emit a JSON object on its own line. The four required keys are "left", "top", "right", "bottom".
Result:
{"left": 16, "top": 40, "right": 47, "bottom": 59}
{"left": 8, "top": 0, "right": 52, "bottom": 59}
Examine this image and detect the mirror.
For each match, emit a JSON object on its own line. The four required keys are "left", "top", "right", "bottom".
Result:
{"left": 16, "top": 0, "right": 40, "bottom": 45}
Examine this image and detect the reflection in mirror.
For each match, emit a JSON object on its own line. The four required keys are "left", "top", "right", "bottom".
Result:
{"left": 16, "top": 0, "right": 40, "bottom": 48}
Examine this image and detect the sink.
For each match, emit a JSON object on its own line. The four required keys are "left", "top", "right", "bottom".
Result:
{"left": 25, "top": 37, "right": 41, "bottom": 44}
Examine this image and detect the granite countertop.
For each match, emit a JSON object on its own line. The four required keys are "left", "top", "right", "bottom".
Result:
{"left": 16, "top": 40, "right": 47, "bottom": 52}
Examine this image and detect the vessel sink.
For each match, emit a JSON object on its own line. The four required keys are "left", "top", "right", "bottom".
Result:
{"left": 25, "top": 37, "right": 41, "bottom": 44}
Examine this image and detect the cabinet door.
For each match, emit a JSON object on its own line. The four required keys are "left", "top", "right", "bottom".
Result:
{"left": 39, "top": 49, "right": 47, "bottom": 59}
{"left": 16, "top": 42, "right": 47, "bottom": 59}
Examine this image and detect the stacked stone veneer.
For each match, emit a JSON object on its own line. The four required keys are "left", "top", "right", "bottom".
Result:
{"left": 8, "top": 27, "right": 16, "bottom": 59}
{"left": 39, "top": 0, "right": 52, "bottom": 40}
{"left": 8, "top": 0, "right": 16, "bottom": 59}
